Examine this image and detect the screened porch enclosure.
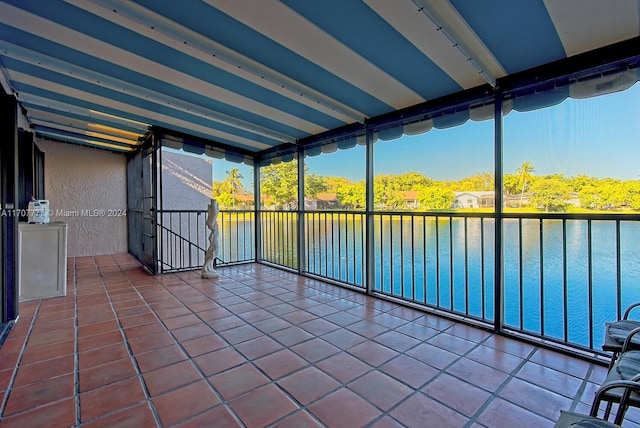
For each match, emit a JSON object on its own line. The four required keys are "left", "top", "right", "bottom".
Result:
{"left": 131, "top": 66, "right": 640, "bottom": 360}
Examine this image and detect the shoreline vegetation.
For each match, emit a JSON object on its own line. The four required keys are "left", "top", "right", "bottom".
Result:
{"left": 212, "top": 161, "right": 640, "bottom": 214}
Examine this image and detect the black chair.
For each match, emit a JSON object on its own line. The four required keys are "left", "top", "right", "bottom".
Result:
{"left": 598, "top": 328, "right": 640, "bottom": 422}
{"left": 603, "top": 302, "right": 640, "bottom": 369}
{"left": 555, "top": 380, "right": 640, "bottom": 427}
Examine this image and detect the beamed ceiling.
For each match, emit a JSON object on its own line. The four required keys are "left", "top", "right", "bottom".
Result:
{"left": 0, "top": 0, "right": 639, "bottom": 154}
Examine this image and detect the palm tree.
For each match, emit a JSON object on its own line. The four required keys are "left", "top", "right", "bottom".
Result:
{"left": 516, "top": 162, "right": 535, "bottom": 207}
{"left": 224, "top": 168, "right": 244, "bottom": 208}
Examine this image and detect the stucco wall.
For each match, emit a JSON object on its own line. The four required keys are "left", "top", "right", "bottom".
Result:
{"left": 35, "top": 139, "right": 128, "bottom": 256}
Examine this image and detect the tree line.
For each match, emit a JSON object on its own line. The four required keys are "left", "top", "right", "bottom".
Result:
{"left": 212, "top": 161, "right": 640, "bottom": 212}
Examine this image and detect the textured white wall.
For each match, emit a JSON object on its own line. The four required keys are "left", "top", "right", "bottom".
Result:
{"left": 36, "top": 139, "right": 128, "bottom": 256}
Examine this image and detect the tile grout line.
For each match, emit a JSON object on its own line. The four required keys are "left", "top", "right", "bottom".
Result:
{"left": 166, "top": 270, "right": 366, "bottom": 426}
{"left": 236, "top": 275, "right": 345, "bottom": 428}
{"left": 464, "top": 344, "right": 541, "bottom": 427}
{"left": 204, "top": 272, "right": 423, "bottom": 427}
{"left": 227, "top": 272, "right": 464, "bottom": 427}
{"left": 365, "top": 324, "right": 493, "bottom": 428}
{"left": 152, "top": 270, "right": 329, "bottom": 427}
{"left": 108, "top": 256, "right": 164, "bottom": 428}
{"left": 0, "top": 257, "right": 612, "bottom": 427}
{"left": 570, "top": 364, "right": 595, "bottom": 412}
{"left": 172, "top": 265, "right": 597, "bottom": 427}
{"left": 78, "top": 256, "right": 163, "bottom": 427}
{"left": 131, "top": 266, "right": 550, "bottom": 427}
{"left": 126, "top": 269, "right": 248, "bottom": 427}
{"left": 0, "top": 299, "right": 42, "bottom": 420}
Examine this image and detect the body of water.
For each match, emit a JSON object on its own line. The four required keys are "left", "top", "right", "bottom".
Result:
{"left": 300, "top": 214, "right": 640, "bottom": 350}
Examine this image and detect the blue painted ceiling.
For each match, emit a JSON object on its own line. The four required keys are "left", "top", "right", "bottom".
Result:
{"left": 0, "top": 0, "right": 638, "bottom": 153}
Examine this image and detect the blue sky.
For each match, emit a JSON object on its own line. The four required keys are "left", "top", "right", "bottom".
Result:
{"left": 306, "top": 82, "right": 640, "bottom": 182}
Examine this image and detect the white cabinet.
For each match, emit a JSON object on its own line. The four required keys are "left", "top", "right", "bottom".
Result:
{"left": 18, "top": 222, "right": 68, "bottom": 301}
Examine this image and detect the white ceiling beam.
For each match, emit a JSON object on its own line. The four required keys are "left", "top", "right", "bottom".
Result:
{"left": 19, "top": 94, "right": 150, "bottom": 131}
{"left": 10, "top": 70, "right": 272, "bottom": 150}
{"left": 0, "top": 41, "right": 294, "bottom": 144}
{"left": 206, "top": 0, "right": 423, "bottom": 110}
{"left": 35, "top": 128, "right": 135, "bottom": 151}
{"left": 0, "top": 2, "right": 323, "bottom": 136}
{"left": 411, "top": 0, "right": 506, "bottom": 88}
{"left": 68, "top": 0, "right": 366, "bottom": 124}
{"left": 366, "top": 0, "right": 487, "bottom": 89}
{"left": 27, "top": 109, "right": 143, "bottom": 140}
{"left": 29, "top": 118, "right": 140, "bottom": 146}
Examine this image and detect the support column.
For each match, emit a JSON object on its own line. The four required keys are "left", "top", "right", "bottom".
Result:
{"left": 493, "top": 94, "right": 504, "bottom": 332}
{"left": 0, "top": 92, "right": 19, "bottom": 322}
{"left": 365, "top": 127, "right": 375, "bottom": 295}
{"left": 253, "top": 160, "right": 262, "bottom": 262}
{"left": 296, "top": 147, "right": 305, "bottom": 274}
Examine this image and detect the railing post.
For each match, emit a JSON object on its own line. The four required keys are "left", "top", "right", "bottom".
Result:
{"left": 297, "top": 148, "right": 305, "bottom": 274}
{"left": 494, "top": 93, "right": 504, "bottom": 332}
{"left": 151, "top": 134, "right": 160, "bottom": 275}
{"left": 254, "top": 161, "right": 262, "bottom": 263}
{"left": 365, "top": 126, "right": 375, "bottom": 295}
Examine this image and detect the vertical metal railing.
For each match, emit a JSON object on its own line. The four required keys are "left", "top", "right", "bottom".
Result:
{"left": 502, "top": 214, "right": 640, "bottom": 351}
{"left": 157, "top": 209, "right": 255, "bottom": 273}
{"left": 371, "top": 212, "right": 494, "bottom": 322}
{"left": 259, "top": 210, "right": 298, "bottom": 269}
{"left": 219, "top": 210, "right": 255, "bottom": 265}
{"left": 363, "top": 211, "right": 640, "bottom": 353}
{"left": 303, "top": 211, "right": 366, "bottom": 288}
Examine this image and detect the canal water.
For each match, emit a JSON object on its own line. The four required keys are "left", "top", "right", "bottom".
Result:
{"left": 302, "top": 215, "right": 640, "bottom": 349}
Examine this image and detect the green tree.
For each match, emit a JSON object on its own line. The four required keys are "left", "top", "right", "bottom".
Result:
{"left": 373, "top": 175, "right": 400, "bottom": 209}
{"left": 578, "top": 185, "right": 601, "bottom": 210}
{"left": 567, "top": 174, "right": 594, "bottom": 193}
{"left": 394, "top": 172, "right": 433, "bottom": 189}
{"left": 336, "top": 181, "right": 366, "bottom": 209}
{"left": 417, "top": 186, "right": 455, "bottom": 210}
{"left": 624, "top": 180, "right": 640, "bottom": 210}
{"left": 305, "top": 173, "right": 328, "bottom": 199}
{"left": 215, "top": 192, "right": 237, "bottom": 209}
{"left": 599, "top": 179, "right": 626, "bottom": 209}
{"left": 224, "top": 167, "right": 245, "bottom": 208}
{"left": 373, "top": 172, "right": 433, "bottom": 210}
{"left": 212, "top": 167, "right": 248, "bottom": 209}
{"left": 260, "top": 160, "right": 299, "bottom": 208}
{"left": 456, "top": 172, "right": 494, "bottom": 191}
{"left": 225, "top": 168, "right": 244, "bottom": 193}
{"left": 502, "top": 174, "right": 520, "bottom": 197}
{"left": 529, "top": 177, "right": 570, "bottom": 212}
{"left": 323, "top": 176, "right": 352, "bottom": 193}
{"left": 260, "top": 160, "right": 329, "bottom": 208}
{"left": 579, "top": 179, "right": 625, "bottom": 210}
{"left": 516, "top": 162, "right": 535, "bottom": 207}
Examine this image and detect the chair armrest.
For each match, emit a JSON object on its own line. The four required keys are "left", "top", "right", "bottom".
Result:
{"left": 623, "top": 302, "right": 640, "bottom": 320}
{"left": 622, "top": 327, "right": 640, "bottom": 352}
{"left": 593, "top": 380, "right": 640, "bottom": 424}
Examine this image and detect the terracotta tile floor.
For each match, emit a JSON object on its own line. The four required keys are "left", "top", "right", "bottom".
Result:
{"left": 1, "top": 253, "right": 639, "bottom": 427}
